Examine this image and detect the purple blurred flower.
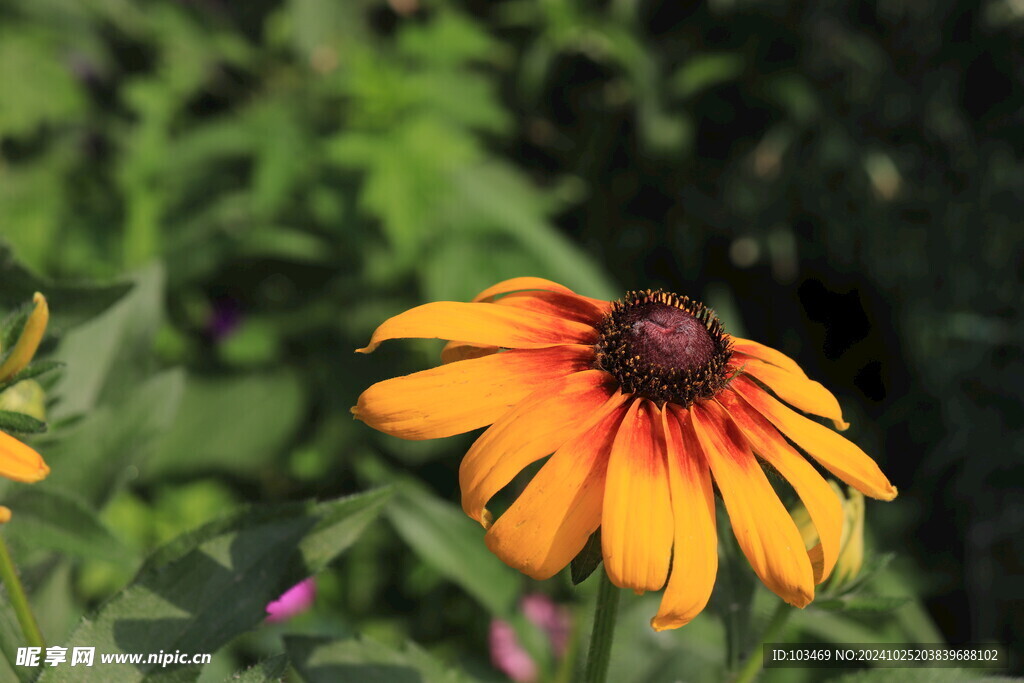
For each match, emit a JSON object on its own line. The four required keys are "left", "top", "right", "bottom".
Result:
{"left": 265, "top": 578, "right": 316, "bottom": 623}
{"left": 206, "top": 298, "right": 242, "bottom": 341}
{"left": 490, "top": 594, "right": 571, "bottom": 682}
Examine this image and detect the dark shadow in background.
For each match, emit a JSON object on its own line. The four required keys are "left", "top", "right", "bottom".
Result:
{"left": 485, "top": 0, "right": 1023, "bottom": 670}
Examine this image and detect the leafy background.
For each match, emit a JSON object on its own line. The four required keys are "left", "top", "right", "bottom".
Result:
{"left": 0, "top": 0, "right": 1021, "bottom": 680}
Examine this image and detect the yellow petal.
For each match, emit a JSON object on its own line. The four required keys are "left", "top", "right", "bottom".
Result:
{"left": 357, "top": 301, "right": 598, "bottom": 354}
{"left": 471, "top": 277, "right": 576, "bottom": 302}
{"left": 717, "top": 389, "right": 843, "bottom": 584}
{"left": 736, "top": 355, "right": 849, "bottom": 430}
{"left": 691, "top": 400, "right": 815, "bottom": 608}
{"left": 460, "top": 370, "right": 619, "bottom": 525}
{"left": 602, "top": 399, "right": 674, "bottom": 593}
{"left": 440, "top": 340, "right": 499, "bottom": 364}
{"left": 652, "top": 407, "right": 717, "bottom": 630}
{"left": 731, "top": 376, "right": 897, "bottom": 501}
{"left": 0, "top": 506, "right": 10, "bottom": 523}
{"left": 0, "top": 430, "right": 50, "bottom": 483}
{"left": 352, "top": 345, "right": 594, "bottom": 439}
{"left": 729, "top": 336, "right": 807, "bottom": 377}
{"left": 0, "top": 293, "right": 49, "bottom": 383}
{"left": 484, "top": 397, "right": 630, "bottom": 580}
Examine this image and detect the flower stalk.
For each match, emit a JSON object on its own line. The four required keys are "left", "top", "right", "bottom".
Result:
{"left": 733, "top": 599, "right": 791, "bottom": 683}
{"left": 582, "top": 569, "right": 620, "bottom": 683}
{"left": 0, "top": 532, "right": 45, "bottom": 650}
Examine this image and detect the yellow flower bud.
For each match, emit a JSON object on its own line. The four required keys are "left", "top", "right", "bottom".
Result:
{"left": 793, "top": 480, "right": 866, "bottom": 590}
{"left": 0, "top": 293, "right": 49, "bottom": 383}
{"left": 0, "top": 430, "right": 49, "bottom": 483}
{"left": 0, "top": 380, "right": 47, "bottom": 422}
{"left": 0, "top": 293, "right": 51, "bottom": 484}
{"left": 830, "top": 482, "right": 865, "bottom": 587}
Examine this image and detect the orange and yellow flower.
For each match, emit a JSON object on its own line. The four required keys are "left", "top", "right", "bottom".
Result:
{"left": 352, "top": 277, "right": 896, "bottom": 630}
{"left": 0, "top": 292, "right": 51, "bottom": 484}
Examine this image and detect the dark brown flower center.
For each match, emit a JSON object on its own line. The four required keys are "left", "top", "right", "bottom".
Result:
{"left": 594, "top": 290, "right": 732, "bottom": 407}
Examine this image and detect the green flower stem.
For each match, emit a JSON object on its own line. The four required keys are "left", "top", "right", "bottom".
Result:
{"left": 733, "top": 600, "right": 792, "bottom": 683}
{"left": 583, "top": 569, "right": 620, "bottom": 683}
{"left": 0, "top": 532, "right": 44, "bottom": 650}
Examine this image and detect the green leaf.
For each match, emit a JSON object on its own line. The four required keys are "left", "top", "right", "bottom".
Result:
{"left": 144, "top": 370, "right": 305, "bottom": 479}
{"left": 452, "top": 164, "right": 616, "bottom": 299}
{"left": 669, "top": 53, "right": 745, "bottom": 98}
{"left": 0, "top": 244, "right": 132, "bottom": 331}
{"left": 0, "top": 29, "right": 85, "bottom": 138}
{"left": 0, "top": 593, "right": 34, "bottom": 682}
{"left": 0, "top": 410, "right": 46, "bottom": 434}
{"left": 221, "top": 655, "right": 288, "bottom": 682}
{"left": 0, "top": 306, "right": 30, "bottom": 353}
{"left": 833, "top": 552, "right": 895, "bottom": 598}
{"left": 570, "top": 529, "right": 603, "bottom": 585}
{"left": 387, "top": 482, "right": 518, "bottom": 616}
{"left": 48, "top": 264, "right": 163, "bottom": 420}
{"left": 216, "top": 319, "right": 281, "bottom": 368}
{"left": 285, "top": 635, "right": 472, "bottom": 683}
{"left": 39, "top": 369, "right": 185, "bottom": 508}
{"left": 709, "top": 504, "right": 757, "bottom": 669}
{"left": 0, "top": 360, "right": 65, "bottom": 393}
{"left": 813, "top": 595, "right": 912, "bottom": 614}
{"left": 398, "top": 11, "right": 502, "bottom": 68}
{"left": 38, "top": 488, "right": 391, "bottom": 683}
{"left": 3, "top": 489, "right": 131, "bottom": 562}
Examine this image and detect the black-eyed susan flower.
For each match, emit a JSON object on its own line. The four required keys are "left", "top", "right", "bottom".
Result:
{"left": 0, "top": 293, "right": 51, "bottom": 484}
{"left": 352, "top": 277, "right": 896, "bottom": 630}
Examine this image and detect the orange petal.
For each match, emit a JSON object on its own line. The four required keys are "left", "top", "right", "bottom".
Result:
{"left": 690, "top": 400, "right": 815, "bottom": 608}
{"left": 717, "top": 389, "right": 843, "bottom": 584}
{"left": 440, "top": 340, "right": 499, "bottom": 364}
{"left": 352, "top": 345, "right": 595, "bottom": 439}
{"left": 439, "top": 290, "right": 609, "bottom": 365}
{"left": 652, "top": 407, "right": 717, "bottom": 630}
{"left": 460, "top": 370, "right": 619, "bottom": 525}
{"left": 730, "top": 337, "right": 807, "bottom": 378}
{"left": 484, "top": 398, "right": 630, "bottom": 580}
{"left": 735, "top": 355, "right": 849, "bottom": 430}
{"left": 357, "top": 301, "right": 598, "bottom": 354}
{"left": 472, "top": 277, "right": 576, "bottom": 302}
{"left": 601, "top": 399, "right": 674, "bottom": 593}
{"left": 730, "top": 375, "right": 897, "bottom": 501}
{"left": 0, "top": 293, "right": 49, "bottom": 383}
{"left": 0, "top": 430, "right": 50, "bottom": 483}
{"left": 496, "top": 291, "right": 611, "bottom": 325}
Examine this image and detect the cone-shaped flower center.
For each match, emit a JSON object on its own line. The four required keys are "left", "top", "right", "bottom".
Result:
{"left": 620, "top": 302, "right": 716, "bottom": 372}
{"left": 595, "top": 290, "right": 732, "bottom": 407}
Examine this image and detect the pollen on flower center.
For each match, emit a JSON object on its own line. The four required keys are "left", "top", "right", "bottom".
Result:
{"left": 594, "top": 290, "right": 732, "bottom": 407}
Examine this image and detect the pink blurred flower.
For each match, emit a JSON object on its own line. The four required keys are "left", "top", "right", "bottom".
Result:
{"left": 490, "top": 594, "right": 571, "bottom": 682}
{"left": 265, "top": 578, "right": 316, "bottom": 623}
{"left": 521, "top": 594, "right": 570, "bottom": 656}
{"left": 490, "top": 619, "right": 538, "bottom": 682}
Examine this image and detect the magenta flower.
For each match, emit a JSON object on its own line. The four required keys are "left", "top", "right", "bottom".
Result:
{"left": 265, "top": 578, "right": 316, "bottom": 623}
{"left": 490, "top": 594, "right": 572, "bottom": 682}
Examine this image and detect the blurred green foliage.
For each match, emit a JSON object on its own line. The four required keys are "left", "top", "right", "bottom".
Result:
{"left": 0, "top": 0, "right": 1019, "bottom": 680}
